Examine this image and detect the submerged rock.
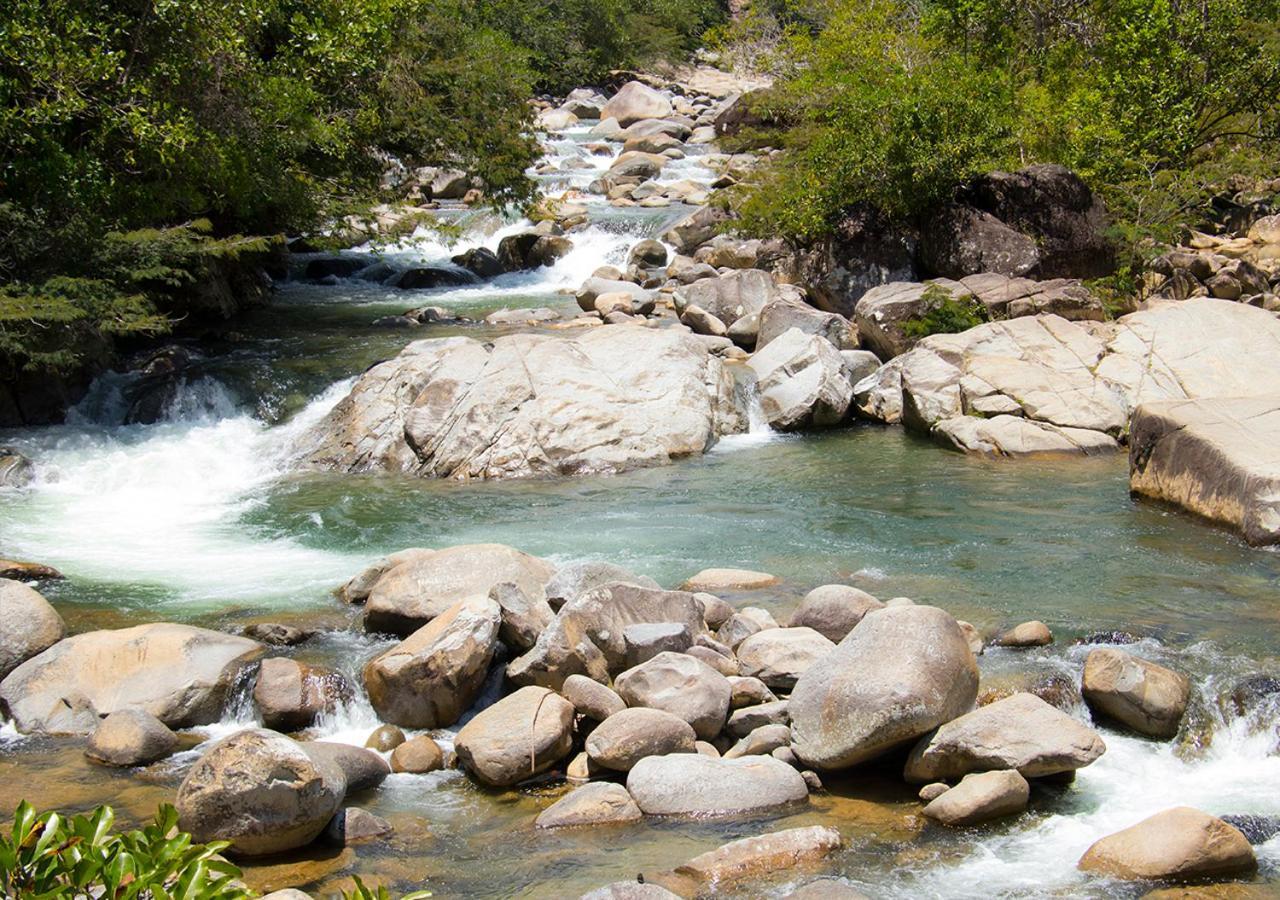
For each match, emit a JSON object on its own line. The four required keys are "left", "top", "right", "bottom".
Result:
{"left": 0, "top": 623, "right": 261, "bottom": 734}
{"left": 1078, "top": 807, "right": 1256, "bottom": 881}
{"left": 0, "top": 578, "right": 65, "bottom": 680}
{"left": 789, "top": 606, "right": 978, "bottom": 769}
{"left": 673, "top": 825, "right": 842, "bottom": 885}
{"left": 535, "top": 782, "right": 643, "bottom": 829}
{"left": 297, "top": 328, "right": 744, "bottom": 480}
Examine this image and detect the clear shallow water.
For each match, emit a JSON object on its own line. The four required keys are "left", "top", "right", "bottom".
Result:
{"left": 1, "top": 132, "right": 1279, "bottom": 899}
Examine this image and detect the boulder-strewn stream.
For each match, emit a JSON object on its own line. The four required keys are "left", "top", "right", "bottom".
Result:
{"left": 2, "top": 74, "right": 1279, "bottom": 899}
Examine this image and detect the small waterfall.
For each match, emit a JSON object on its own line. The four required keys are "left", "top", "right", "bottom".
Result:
{"left": 711, "top": 371, "right": 784, "bottom": 453}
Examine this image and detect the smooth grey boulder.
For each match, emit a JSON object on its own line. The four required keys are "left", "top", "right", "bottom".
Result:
{"left": 298, "top": 328, "right": 745, "bottom": 481}
{"left": 575, "top": 277, "right": 652, "bottom": 312}
{"left": 300, "top": 741, "right": 390, "bottom": 793}
{"left": 363, "top": 596, "right": 501, "bottom": 729}
{"left": 561, "top": 674, "right": 626, "bottom": 721}
{"left": 659, "top": 206, "right": 731, "bottom": 254}
{"left": 717, "top": 607, "right": 778, "bottom": 649}
{"left": 673, "top": 270, "right": 781, "bottom": 328}
{"left": 353, "top": 543, "right": 553, "bottom": 636}
{"left": 0, "top": 578, "right": 64, "bottom": 680}
{"left": 724, "top": 723, "right": 792, "bottom": 759}
{"left": 757, "top": 298, "right": 857, "bottom": 351}
{"left": 747, "top": 328, "right": 853, "bottom": 430}
{"left": 727, "top": 699, "right": 790, "bottom": 738}
{"left": 454, "top": 686, "right": 575, "bottom": 787}
{"left": 626, "top": 754, "right": 808, "bottom": 817}
{"left": 1129, "top": 397, "right": 1280, "bottom": 547}
{"left": 544, "top": 562, "right": 660, "bottom": 610}
{"left": 1082, "top": 648, "right": 1191, "bottom": 739}
{"left": 585, "top": 707, "right": 697, "bottom": 771}
{"left": 788, "top": 585, "right": 884, "bottom": 643}
{"left": 904, "top": 692, "right": 1106, "bottom": 782}
{"left": 601, "top": 82, "right": 673, "bottom": 127}
{"left": 614, "top": 651, "right": 731, "bottom": 740}
{"left": 789, "top": 606, "right": 978, "bottom": 769}
{"left": 85, "top": 709, "right": 179, "bottom": 767}
{"left": 536, "top": 782, "right": 643, "bottom": 828}
{"left": 176, "top": 729, "right": 345, "bottom": 857}
{"left": 922, "top": 770, "right": 1030, "bottom": 826}
{"left": 508, "top": 583, "right": 710, "bottom": 690}
{"left": 736, "top": 627, "right": 835, "bottom": 692}
{"left": 0, "top": 623, "right": 261, "bottom": 735}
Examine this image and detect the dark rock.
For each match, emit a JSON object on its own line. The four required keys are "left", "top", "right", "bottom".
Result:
{"left": 498, "top": 232, "right": 544, "bottom": 272}
{"left": 305, "top": 257, "right": 367, "bottom": 281}
{"left": 393, "top": 267, "right": 479, "bottom": 290}
{"left": 452, "top": 247, "right": 505, "bottom": 279}
{"left": 1220, "top": 814, "right": 1280, "bottom": 844}
{"left": 241, "top": 623, "right": 314, "bottom": 646}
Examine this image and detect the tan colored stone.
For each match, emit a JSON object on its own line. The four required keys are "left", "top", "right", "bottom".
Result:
{"left": 1082, "top": 648, "right": 1190, "bottom": 739}
{"left": 454, "top": 686, "right": 575, "bottom": 787}
{"left": 1078, "top": 807, "right": 1256, "bottom": 881}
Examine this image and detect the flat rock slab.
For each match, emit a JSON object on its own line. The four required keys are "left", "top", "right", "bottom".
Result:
{"left": 681, "top": 567, "right": 779, "bottom": 592}
{"left": 1129, "top": 397, "right": 1280, "bottom": 546}
{"left": 297, "top": 327, "right": 744, "bottom": 480}
{"left": 673, "top": 825, "right": 842, "bottom": 885}
{"left": 626, "top": 754, "right": 808, "bottom": 818}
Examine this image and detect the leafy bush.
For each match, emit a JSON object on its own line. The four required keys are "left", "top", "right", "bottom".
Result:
{"left": 901, "top": 284, "right": 988, "bottom": 339}
{"left": 0, "top": 801, "right": 247, "bottom": 899}
{"left": 341, "top": 875, "right": 432, "bottom": 900}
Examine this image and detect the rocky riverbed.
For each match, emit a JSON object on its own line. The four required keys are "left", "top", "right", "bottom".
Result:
{"left": 2, "top": 69, "right": 1280, "bottom": 898}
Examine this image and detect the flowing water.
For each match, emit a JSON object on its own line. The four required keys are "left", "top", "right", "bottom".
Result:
{"left": 2, "top": 124, "right": 1279, "bottom": 899}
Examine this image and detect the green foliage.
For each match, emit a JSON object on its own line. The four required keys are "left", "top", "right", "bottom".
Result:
{"left": 901, "top": 284, "right": 988, "bottom": 339}
{"left": 0, "top": 801, "right": 247, "bottom": 899}
{"left": 735, "top": 0, "right": 1280, "bottom": 256}
{"left": 340, "top": 875, "right": 433, "bottom": 900}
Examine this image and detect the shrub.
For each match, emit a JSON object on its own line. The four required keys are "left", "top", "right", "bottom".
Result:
{"left": 901, "top": 284, "right": 988, "bottom": 339}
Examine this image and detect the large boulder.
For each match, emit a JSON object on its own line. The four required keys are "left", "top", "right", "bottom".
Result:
{"left": 1129, "top": 398, "right": 1280, "bottom": 546}
{"left": 176, "top": 729, "right": 345, "bottom": 857}
{"left": 789, "top": 606, "right": 978, "bottom": 769}
{"left": 673, "top": 270, "right": 781, "bottom": 328}
{"left": 298, "top": 328, "right": 744, "bottom": 480}
{"left": 747, "top": 328, "right": 853, "bottom": 430}
{"left": 855, "top": 299, "right": 1280, "bottom": 457}
{"left": 1078, "top": 807, "right": 1256, "bottom": 881}
{"left": 735, "top": 627, "right": 835, "bottom": 692}
{"left": 756, "top": 298, "right": 857, "bottom": 351}
{"left": 659, "top": 206, "right": 731, "bottom": 255}
{"left": 353, "top": 544, "right": 553, "bottom": 636}
{"left": 302, "top": 741, "right": 390, "bottom": 793}
{"left": 614, "top": 651, "right": 731, "bottom": 740}
{"left": 904, "top": 692, "right": 1105, "bottom": 782}
{"left": 626, "top": 754, "right": 809, "bottom": 817}
{"left": 0, "top": 623, "right": 262, "bottom": 735}
{"left": 85, "top": 709, "right": 179, "bottom": 767}
{"left": 508, "top": 582, "right": 710, "bottom": 690}
{"left": 920, "top": 165, "right": 1114, "bottom": 280}
{"left": 0, "top": 579, "right": 65, "bottom": 680}
{"left": 1081, "top": 648, "right": 1191, "bottom": 739}
{"left": 585, "top": 707, "right": 697, "bottom": 771}
{"left": 253, "top": 658, "right": 351, "bottom": 732}
{"left": 600, "top": 82, "right": 673, "bottom": 128}
{"left": 454, "top": 686, "right": 575, "bottom": 787}
{"left": 544, "top": 562, "right": 660, "bottom": 610}
{"left": 363, "top": 596, "right": 501, "bottom": 728}
{"left": 535, "top": 782, "right": 643, "bottom": 829}
{"left": 921, "top": 770, "right": 1030, "bottom": 826}
{"left": 788, "top": 585, "right": 884, "bottom": 643}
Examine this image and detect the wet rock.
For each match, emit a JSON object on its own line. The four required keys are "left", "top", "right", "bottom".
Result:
{"left": 629, "top": 240, "right": 668, "bottom": 270}
{"left": 1129, "top": 397, "right": 1280, "bottom": 547}
{"left": 490, "top": 581, "right": 554, "bottom": 652}
{"left": 85, "top": 709, "right": 179, "bottom": 767}
{"left": 241, "top": 623, "right": 313, "bottom": 646}
{"left": 601, "top": 82, "right": 673, "bottom": 127}
{"left": 614, "top": 651, "right": 731, "bottom": 740}
{"left": 298, "top": 328, "right": 744, "bottom": 481}
{"left": 390, "top": 735, "right": 445, "bottom": 774}
{"left": 584, "top": 707, "right": 697, "bottom": 772}
{"left": 681, "top": 567, "right": 779, "bottom": 592}
{"left": 904, "top": 692, "right": 1105, "bottom": 782}
{"left": 782, "top": 879, "right": 869, "bottom": 900}
{"left": 994, "top": 621, "right": 1054, "bottom": 648}
{"left": 728, "top": 675, "right": 778, "bottom": 709}
{"left": 364, "top": 725, "right": 405, "bottom": 752}
{"left": 1078, "top": 807, "right": 1256, "bottom": 881}
{"left": 454, "top": 686, "right": 575, "bottom": 787}
{"left": 736, "top": 627, "right": 835, "bottom": 692}
{"left": 325, "top": 808, "right": 392, "bottom": 845}
{"left": 0, "top": 559, "right": 62, "bottom": 581}
{"left": 919, "top": 783, "right": 950, "bottom": 802}
{"left": 305, "top": 257, "right": 366, "bottom": 281}
{"left": 1219, "top": 814, "right": 1280, "bottom": 844}
{"left": 562, "top": 673, "right": 626, "bottom": 721}
{"left": 0, "top": 623, "right": 261, "bottom": 735}
{"left": 727, "top": 699, "right": 790, "bottom": 738}
{"left": 626, "top": 754, "right": 809, "bottom": 817}
{"left": 301, "top": 741, "right": 390, "bottom": 792}
{"left": 674, "top": 826, "right": 842, "bottom": 886}
{"left": 922, "top": 770, "right": 1029, "bottom": 826}
{"left": 1227, "top": 675, "right": 1280, "bottom": 717}
{"left": 254, "top": 658, "right": 351, "bottom": 732}
{"left": 0, "top": 448, "right": 33, "bottom": 487}
{"left": 452, "top": 246, "right": 505, "bottom": 279}
{"left": 747, "top": 328, "right": 854, "bottom": 430}
{"left": 535, "top": 782, "right": 643, "bottom": 829}
{"left": 789, "top": 606, "right": 979, "bottom": 769}
{"left": 393, "top": 267, "right": 478, "bottom": 290}
{"left": 177, "top": 729, "right": 346, "bottom": 857}
{"left": 508, "top": 583, "right": 709, "bottom": 690}
{"left": 1082, "top": 648, "right": 1190, "bottom": 739}
{"left": 358, "top": 544, "right": 553, "bottom": 637}
{"left": 0, "top": 579, "right": 65, "bottom": 680}
{"left": 363, "top": 596, "right": 501, "bottom": 728}
{"left": 581, "top": 883, "right": 681, "bottom": 900}
{"left": 788, "top": 585, "right": 883, "bottom": 643}
{"left": 725, "top": 723, "right": 792, "bottom": 759}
